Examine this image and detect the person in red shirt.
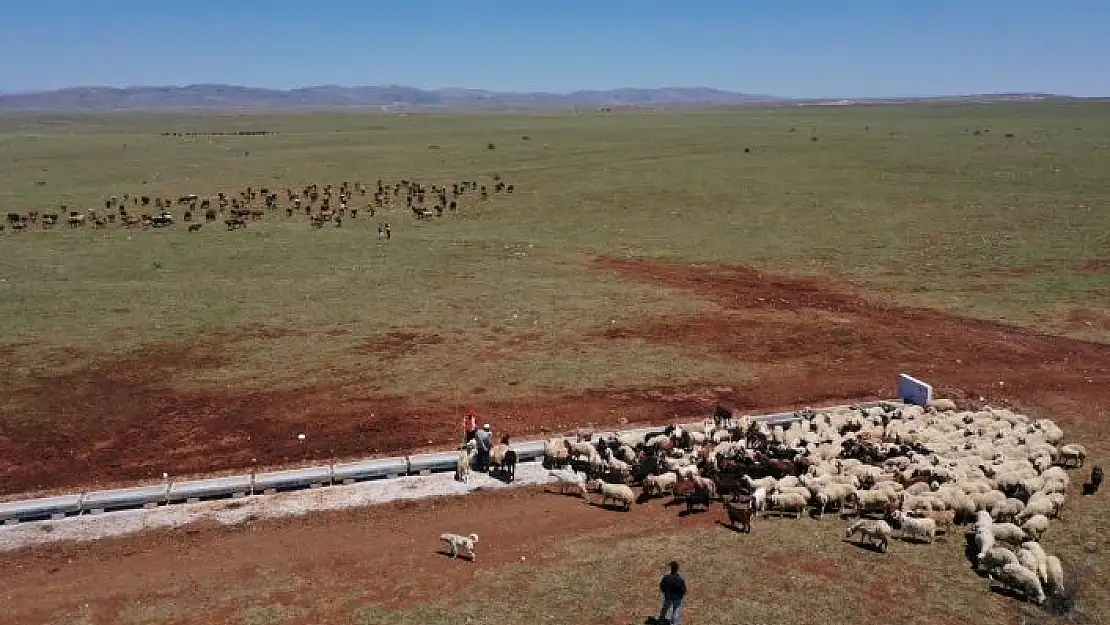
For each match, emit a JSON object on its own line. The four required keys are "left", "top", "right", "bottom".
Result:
{"left": 463, "top": 409, "right": 478, "bottom": 444}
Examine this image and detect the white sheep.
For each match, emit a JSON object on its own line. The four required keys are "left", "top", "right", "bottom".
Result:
{"left": 892, "top": 511, "right": 936, "bottom": 543}
{"left": 930, "top": 398, "right": 958, "bottom": 411}
{"left": 998, "top": 563, "right": 1046, "bottom": 604}
{"left": 1045, "top": 555, "right": 1065, "bottom": 597}
{"left": 589, "top": 479, "right": 635, "bottom": 511}
{"left": 1021, "top": 541, "right": 1049, "bottom": 584}
{"left": 816, "top": 483, "right": 855, "bottom": 518}
{"left": 844, "top": 519, "right": 893, "bottom": 551}
{"left": 751, "top": 486, "right": 768, "bottom": 512}
{"left": 975, "top": 528, "right": 996, "bottom": 560}
{"left": 603, "top": 448, "right": 632, "bottom": 481}
{"left": 1059, "top": 443, "right": 1087, "bottom": 468}
{"left": 642, "top": 472, "right": 678, "bottom": 498}
{"left": 1017, "top": 495, "right": 1055, "bottom": 522}
{"left": 989, "top": 522, "right": 1027, "bottom": 545}
{"left": 1017, "top": 547, "right": 1041, "bottom": 582}
{"left": 675, "top": 464, "right": 700, "bottom": 479}
{"left": 974, "top": 510, "right": 994, "bottom": 532}
{"left": 547, "top": 469, "right": 588, "bottom": 499}
{"left": 1020, "top": 514, "right": 1050, "bottom": 541}
{"left": 777, "top": 475, "right": 801, "bottom": 489}
{"left": 770, "top": 492, "right": 809, "bottom": 518}
{"left": 973, "top": 489, "right": 1006, "bottom": 512}
{"left": 978, "top": 546, "right": 1019, "bottom": 577}
{"left": 853, "top": 488, "right": 896, "bottom": 514}
{"left": 909, "top": 508, "right": 955, "bottom": 534}
{"left": 988, "top": 497, "right": 1025, "bottom": 523}
{"left": 744, "top": 475, "right": 777, "bottom": 492}
{"left": 544, "top": 439, "right": 569, "bottom": 467}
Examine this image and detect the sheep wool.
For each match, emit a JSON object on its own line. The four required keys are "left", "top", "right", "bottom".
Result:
{"left": 999, "top": 562, "right": 1046, "bottom": 604}
{"left": 1045, "top": 556, "right": 1065, "bottom": 597}
{"left": 1020, "top": 514, "right": 1050, "bottom": 541}
{"left": 589, "top": 479, "right": 635, "bottom": 511}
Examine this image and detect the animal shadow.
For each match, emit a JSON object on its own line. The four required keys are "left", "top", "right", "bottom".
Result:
{"left": 436, "top": 549, "right": 474, "bottom": 561}
{"left": 715, "top": 520, "right": 749, "bottom": 534}
{"left": 987, "top": 584, "right": 1032, "bottom": 603}
{"left": 843, "top": 538, "right": 884, "bottom": 553}
{"left": 588, "top": 501, "right": 631, "bottom": 512}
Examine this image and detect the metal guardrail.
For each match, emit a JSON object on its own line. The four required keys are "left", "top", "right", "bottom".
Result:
{"left": 0, "top": 399, "right": 901, "bottom": 525}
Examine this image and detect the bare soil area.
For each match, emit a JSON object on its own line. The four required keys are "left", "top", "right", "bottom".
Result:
{"left": 2, "top": 258, "right": 1107, "bottom": 497}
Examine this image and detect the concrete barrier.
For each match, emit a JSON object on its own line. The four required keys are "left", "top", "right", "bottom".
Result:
{"left": 0, "top": 494, "right": 84, "bottom": 524}
{"left": 408, "top": 451, "right": 461, "bottom": 475}
{"left": 82, "top": 484, "right": 169, "bottom": 514}
{"left": 167, "top": 475, "right": 253, "bottom": 503}
{"left": 331, "top": 457, "right": 409, "bottom": 484}
{"left": 253, "top": 466, "right": 332, "bottom": 494}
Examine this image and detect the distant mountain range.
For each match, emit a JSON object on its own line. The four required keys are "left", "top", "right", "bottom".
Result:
{"left": 0, "top": 85, "right": 1088, "bottom": 110}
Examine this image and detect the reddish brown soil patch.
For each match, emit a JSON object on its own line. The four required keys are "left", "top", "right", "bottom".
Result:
{"left": 1065, "top": 308, "right": 1110, "bottom": 332}
{"left": 594, "top": 257, "right": 1110, "bottom": 433}
{"left": 0, "top": 487, "right": 722, "bottom": 625}
{"left": 1076, "top": 258, "right": 1110, "bottom": 276}
{"left": 356, "top": 330, "right": 445, "bottom": 358}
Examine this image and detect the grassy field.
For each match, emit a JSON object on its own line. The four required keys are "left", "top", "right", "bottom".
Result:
{"left": 2, "top": 103, "right": 1109, "bottom": 403}
{"left": 2, "top": 103, "right": 1110, "bottom": 625}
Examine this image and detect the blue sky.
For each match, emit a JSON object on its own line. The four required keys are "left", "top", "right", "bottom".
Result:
{"left": 1, "top": 1, "right": 1106, "bottom": 97}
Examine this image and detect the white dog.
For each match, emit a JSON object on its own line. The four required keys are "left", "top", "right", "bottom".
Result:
{"left": 456, "top": 440, "right": 476, "bottom": 483}
{"left": 439, "top": 532, "right": 479, "bottom": 560}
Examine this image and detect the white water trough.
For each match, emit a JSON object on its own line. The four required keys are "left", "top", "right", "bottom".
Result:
{"left": 82, "top": 484, "right": 169, "bottom": 514}
{"left": 253, "top": 467, "right": 333, "bottom": 494}
{"left": 408, "top": 451, "right": 462, "bottom": 475}
{"left": 167, "top": 475, "right": 253, "bottom": 503}
{"left": 331, "top": 457, "right": 409, "bottom": 484}
{"left": 0, "top": 495, "right": 84, "bottom": 524}
{"left": 510, "top": 440, "right": 547, "bottom": 463}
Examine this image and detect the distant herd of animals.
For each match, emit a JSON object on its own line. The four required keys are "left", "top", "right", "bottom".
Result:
{"left": 2, "top": 176, "right": 515, "bottom": 234}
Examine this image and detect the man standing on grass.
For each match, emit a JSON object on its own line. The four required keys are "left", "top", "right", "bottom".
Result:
{"left": 658, "top": 560, "right": 686, "bottom": 625}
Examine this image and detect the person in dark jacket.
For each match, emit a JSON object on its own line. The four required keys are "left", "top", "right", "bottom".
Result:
{"left": 658, "top": 560, "right": 686, "bottom": 625}
{"left": 473, "top": 424, "right": 493, "bottom": 472}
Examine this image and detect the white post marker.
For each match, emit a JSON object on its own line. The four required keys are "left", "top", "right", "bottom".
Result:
{"left": 897, "top": 373, "right": 933, "bottom": 407}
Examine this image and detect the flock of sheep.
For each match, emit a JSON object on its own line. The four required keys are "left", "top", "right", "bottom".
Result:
{"left": 3, "top": 175, "right": 515, "bottom": 234}
{"left": 532, "top": 399, "right": 1095, "bottom": 607}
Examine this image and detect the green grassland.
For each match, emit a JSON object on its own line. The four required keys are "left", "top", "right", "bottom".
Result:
{"left": 2, "top": 104, "right": 1109, "bottom": 401}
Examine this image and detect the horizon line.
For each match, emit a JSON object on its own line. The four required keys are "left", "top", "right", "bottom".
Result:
{"left": 0, "top": 83, "right": 1099, "bottom": 101}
